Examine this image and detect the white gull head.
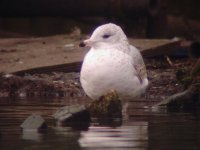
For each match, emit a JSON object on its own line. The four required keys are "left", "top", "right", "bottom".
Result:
{"left": 80, "top": 23, "right": 128, "bottom": 49}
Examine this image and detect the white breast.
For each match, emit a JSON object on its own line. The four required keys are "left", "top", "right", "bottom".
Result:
{"left": 80, "top": 47, "right": 148, "bottom": 100}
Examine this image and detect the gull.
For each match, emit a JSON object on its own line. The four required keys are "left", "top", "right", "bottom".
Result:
{"left": 79, "top": 23, "right": 148, "bottom": 114}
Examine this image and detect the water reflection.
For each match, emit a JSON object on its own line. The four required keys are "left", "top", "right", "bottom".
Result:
{"left": 0, "top": 97, "right": 200, "bottom": 150}
{"left": 20, "top": 124, "right": 149, "bottom": 150}
{"left": 148, "top": 115, "right": 200, "bottom": 149}
{"left": 79, "top": 124, "right": 148, "bottom": 149}
{"left": 22, "top": 130, "right": 44, "bottom": 142}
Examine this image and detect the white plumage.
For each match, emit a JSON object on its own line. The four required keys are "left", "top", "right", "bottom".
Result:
{"left": 80, "top": 23, "right": 148, "bottom": 102}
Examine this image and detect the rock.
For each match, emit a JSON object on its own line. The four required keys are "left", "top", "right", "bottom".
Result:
{"left": 53, "top": 90, "right": 122, "bottom": 128}
{"left": 88, "top": 90, "right": 122, "bottom": 118}
{"left": 20, "top": 114, "right": 47, "bottom": 131}
{"left": 53, "top": 105, "right": 90, "bottom": 130}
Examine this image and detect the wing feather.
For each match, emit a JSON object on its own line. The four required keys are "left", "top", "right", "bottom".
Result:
{"left": 129, "top": 45, "right": 147, "bottom": 82}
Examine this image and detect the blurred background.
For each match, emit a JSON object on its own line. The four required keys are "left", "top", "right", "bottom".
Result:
{"left": 0, "top": 0, "right": 199, "bottom": 39}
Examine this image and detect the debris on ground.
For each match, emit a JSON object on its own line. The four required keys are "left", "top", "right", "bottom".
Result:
{"left": 0, "top": 72, "right": 84, "bottom": 97}
{"left": 155, "top": 45, "right": 200, "bottom": 111}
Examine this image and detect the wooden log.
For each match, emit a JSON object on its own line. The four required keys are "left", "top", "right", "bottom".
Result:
{"left": 154, "top": 83, "right": 200, "bottom": 111}
{"left": 131, "top": 39, "right": 181, "bottom": 57}
{"left": 154, "top": 55, "right": 200, "bottom": 110}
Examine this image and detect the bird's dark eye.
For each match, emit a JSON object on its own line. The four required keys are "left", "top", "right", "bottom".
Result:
{"left": 102, "top": 34, "right": 110, "bottom": 39}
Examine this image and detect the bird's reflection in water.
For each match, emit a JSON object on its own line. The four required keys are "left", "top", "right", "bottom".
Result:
{"left": 79, "top": 122, "right": 148, "bottom": 150}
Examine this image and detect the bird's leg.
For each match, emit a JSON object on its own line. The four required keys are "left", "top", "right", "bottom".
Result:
{"left": 144, "top": 83, "right": 151, "bottom": 108}
{"left": 122, "top": 102, "right": 129, "bottom": 120}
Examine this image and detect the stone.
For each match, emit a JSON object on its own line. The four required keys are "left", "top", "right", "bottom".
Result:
{"left": 20, "top": 114, "right": 47, "bottom": 131}
{"left": 53, "top": 105, "right": 90, "bottom": 130}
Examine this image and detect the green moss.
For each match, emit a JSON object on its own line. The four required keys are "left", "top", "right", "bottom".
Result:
{"left": 87, "top": 90, "right": 122, "bottom": 118}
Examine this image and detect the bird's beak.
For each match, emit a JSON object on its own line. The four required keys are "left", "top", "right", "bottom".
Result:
{"left": 79, "top": 39, "right": 93, "bottom": 47}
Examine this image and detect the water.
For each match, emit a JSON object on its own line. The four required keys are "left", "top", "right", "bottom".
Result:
{"left": 0, "top": 97, "right": 200, "bottom": 150}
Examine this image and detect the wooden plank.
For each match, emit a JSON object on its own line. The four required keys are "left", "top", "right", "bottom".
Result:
{"left": 0, "top": 35, "right": 182, "bottom": 75}
{"left": 130, "top": 39, "right": 181, "bottom": 57}
{"left": 14, "top": 62, "right": 82, "bottom": 76}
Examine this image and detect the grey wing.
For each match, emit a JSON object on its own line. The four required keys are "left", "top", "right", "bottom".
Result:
{"left": 129, "top": 45, "right": 147, "bottom": 82}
